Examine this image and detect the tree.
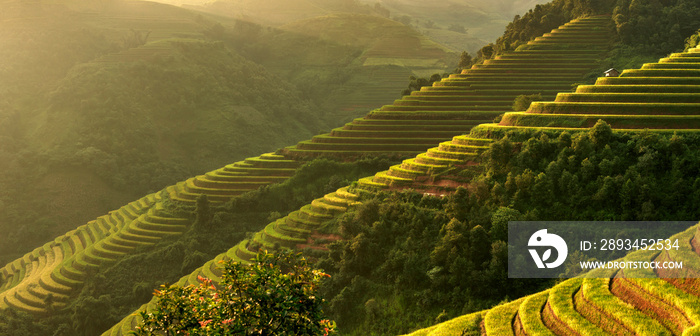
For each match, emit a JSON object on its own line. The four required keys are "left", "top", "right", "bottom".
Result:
{"left": 512, "top": 93, "right": 542, "bottom": 111}
{"left": 458, "top": 51, "right": 473, "bottom": 70}
{"left": 588, "top": 119, "right": 613, "bottom": 147}
{"left": 194, "top": 194, "right": 212, "bottom": 228}
{"left": 135, "top": 250, "right": 336, "bottom": 335}
{"left": 490, "top": 207, "right": 522, "bottom": 242}
{"left": 685, "top": 29, "right": 700, "bottom": 51}
{"left": 401, "top": 74, "right": 443, "bottom": 96}
{"left": 477, "top": 44, "right": 495, "bottom": 60}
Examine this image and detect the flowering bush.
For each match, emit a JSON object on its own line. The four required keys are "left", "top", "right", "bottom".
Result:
{"left": 134, "top": 250, "right": 335, "bottom": 335}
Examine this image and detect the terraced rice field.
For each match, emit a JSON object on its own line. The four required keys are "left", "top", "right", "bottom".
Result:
{"left": 406, "top": 223, "right": 700, "bottom": 336}
{"left": 282, "top": 16, "right": 613, "bottom": 160}
{"left": 160, "top": 17, "right": 613, "bottom": 205}
{"left": 355, "top": 133, "right": 492, "bottom": 192}
{"left": 166, "top": 152, "right": 301, "bottom": 204}
{"left": 101, "top": 186, "right": 361, "bottom": 336}
{"left": 0, "top": 193, "right": 192, "bottom": 314}
{"left": 477, "top": 46, "right": 700, "bottom": 132}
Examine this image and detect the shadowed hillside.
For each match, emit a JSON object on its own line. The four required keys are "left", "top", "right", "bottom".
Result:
{"left": 0, "top": 0, "right": 336, "bottom": 264}
{"left": 192, "top": 0, "right": 377, "bottom": 27}
{"left": 0, "top": 0, "right": 456, "bottom": 265}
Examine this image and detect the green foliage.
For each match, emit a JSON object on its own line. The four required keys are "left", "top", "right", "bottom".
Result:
{"left": 579, "top": 0, "right": 700, "bottom": 81}
{"left": 194, "top": 195, "right": 212, "bottom": 229}
{"left": 485, "top": 0, "right": 614, "bottom": 57}
{"left": 490, "top": 207, "right": 522, "bottom": 242}
{"left": 483, "top": 125, "right": 700, "bottom": 220}
{"left": 135, "top": 250, "right": 335, "bottom": 336}
{"left": 318, "top": 125, "right": 700, "bottom": 335}
{"left": 317, "top": 190, "right": 531, "bottom": 335}
{"left": 457, "top": 51, "right": 473, "bottom": 70}
{"left": 0, "top": 309, "right": 53, "bottom": 336}
{"left": 512, "top": 93, "right": 543, "bottom": 111}
{"left": 401, "top": 74, "right": 445, "bottom": 96}
{"left": 471, "top": 0, "right": 699, "bottom": 72}
{"left": 613, "top": 0, "right": 700, "bottom": 54}
{"left": 71, "top": 295, "right": 117, "bottom": 336}
{"left": 685, "top": 29, "right": 700, "bottom": 51}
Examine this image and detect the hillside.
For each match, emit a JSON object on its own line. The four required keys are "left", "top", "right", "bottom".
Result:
{"left": 281, "top": 16, "right": 611, "bottom": 160}
{"left": 0, "top": 0, "right": 338, "bottom": 264}
{"left": 104, "top": 14, "right": 700, "bottom": 336}
{"left": 189, "top": 44, "right": 700, "bottom": 336}
{"left": 191, "top": 0, "right": 547, "bottom": 46}
{"left": 0, "top": 14, "right": 617, "bottom": 336}
{"left": 3, "top": 0, "right": 700, "bottom": 335}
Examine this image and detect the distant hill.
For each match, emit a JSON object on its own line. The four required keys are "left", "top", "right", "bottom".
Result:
{"left": 193, "top": 0, "right": 376, "bottom": 26}
{"left": 205, "top": 12, "right": 463, "bottom": 125}
{"left": 367, "top": 0, "right": 549, "bottom": 42}
{"left": 188, "top": 0, "right": 547, "bottom": 46}
{"left": 280, "top": 13, "right": 455, "bottom": 70}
